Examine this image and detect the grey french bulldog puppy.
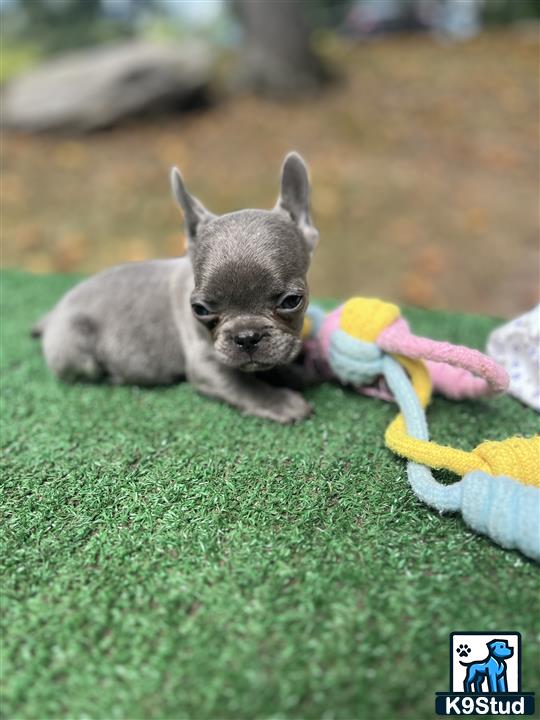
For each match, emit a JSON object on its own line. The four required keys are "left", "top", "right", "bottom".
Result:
{"left": 33, "top": 152, "right": 319, "bottom": 423}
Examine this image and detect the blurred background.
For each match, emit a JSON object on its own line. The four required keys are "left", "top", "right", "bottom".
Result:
{"left": 2, "top": 0, "right": 539, "bottom": 318}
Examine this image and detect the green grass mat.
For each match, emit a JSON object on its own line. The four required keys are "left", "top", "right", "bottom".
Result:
{"left": 2, "top": 271, "right": 539, "bottom": 719}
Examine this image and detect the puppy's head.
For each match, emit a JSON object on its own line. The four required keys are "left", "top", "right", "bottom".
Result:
{"left": 171, "top": 153, "right": 318, "bottom": 371}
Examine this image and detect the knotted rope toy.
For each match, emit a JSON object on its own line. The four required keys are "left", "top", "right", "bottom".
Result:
{"left": 303, "top": 298, "right": 540, "bottom": 562}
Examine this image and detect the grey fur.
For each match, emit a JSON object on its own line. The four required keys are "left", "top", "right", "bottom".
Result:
{"left": 34, "top": 152, "right": 318, "bottom": 423}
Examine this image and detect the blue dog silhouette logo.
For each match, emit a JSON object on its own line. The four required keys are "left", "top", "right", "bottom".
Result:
{"left": 435, "top": 632, "right": 535, "bottom": 715}
{"left": 458, "top": 638, "right": 513, "bottom": 693}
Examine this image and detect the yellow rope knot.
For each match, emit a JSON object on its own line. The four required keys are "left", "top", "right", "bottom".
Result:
{"left": 340, "top": 298, "right": 401, "bottom": 342}
{"left": 473, "top": 437, "right": 540, "bottom": 486}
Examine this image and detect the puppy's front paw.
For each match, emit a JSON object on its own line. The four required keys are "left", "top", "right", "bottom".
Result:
{"left": 251, "top": 387, "right": 313, "bottom": 424}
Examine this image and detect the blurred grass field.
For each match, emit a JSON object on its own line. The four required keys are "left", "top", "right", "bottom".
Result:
{"left": 2, "top": 270, "right": 539, "bottom": 719}
{"left": 3, "top": 31, "right": 539, "bottom": 318}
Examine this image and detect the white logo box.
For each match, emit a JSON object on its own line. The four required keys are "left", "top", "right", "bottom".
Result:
{"left": 450, "top": 632, "right": 520, "bottom": 693}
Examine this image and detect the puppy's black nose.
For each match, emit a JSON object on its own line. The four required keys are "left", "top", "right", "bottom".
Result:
{"left": 234, "top": 331, "right": 262, "bottom": 352}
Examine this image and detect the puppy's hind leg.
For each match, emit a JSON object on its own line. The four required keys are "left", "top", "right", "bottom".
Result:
{"left": 42, "top": 312, "right": 104, "bottom": 382}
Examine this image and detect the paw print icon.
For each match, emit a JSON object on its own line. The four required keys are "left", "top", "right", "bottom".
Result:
{"left": 456, "top": 643, "right": 471, "bottom": 658}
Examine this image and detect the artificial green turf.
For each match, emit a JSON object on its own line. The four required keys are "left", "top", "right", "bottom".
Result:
{"left": 2, "top": 270, "right": 539, "bottom": 720}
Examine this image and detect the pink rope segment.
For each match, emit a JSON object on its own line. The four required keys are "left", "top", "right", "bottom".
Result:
{"left": 378, "top": 317, "right": 509, "bottom": 399}
{"left": 318, "top": 307, "right": 342, "bottom": 357}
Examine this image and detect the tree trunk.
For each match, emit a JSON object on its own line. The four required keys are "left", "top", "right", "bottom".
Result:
{"left": 234, "top": 0, "right": 328, "bottom": 97}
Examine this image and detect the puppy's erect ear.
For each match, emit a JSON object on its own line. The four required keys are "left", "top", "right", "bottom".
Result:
{"left": 170, "top": 167, "right": 216, "bottom": 243}
{"left": 275, "top": 152, "right": 319, "bottom": 255}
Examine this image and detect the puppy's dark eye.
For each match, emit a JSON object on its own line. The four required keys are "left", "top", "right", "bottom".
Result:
{"left": 191, "top": 303, "right": 211, "bottom": 317}
{"left": 278, "top": 295, "right": 303, "bottom": 310}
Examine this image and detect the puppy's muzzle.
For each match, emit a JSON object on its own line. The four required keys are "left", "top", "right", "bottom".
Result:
{"left": 234, "top": 330, "right": 269, "bottom": 353}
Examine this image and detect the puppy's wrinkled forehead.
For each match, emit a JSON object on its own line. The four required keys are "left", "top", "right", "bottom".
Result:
{"left": 192, "top": 210, "right": 309, "bottom": 306}
{"left": 198, "top": 259, "right": 282, "bottom": 311}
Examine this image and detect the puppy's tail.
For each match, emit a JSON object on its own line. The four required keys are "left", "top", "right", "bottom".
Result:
{"left": 30, "top": 313, "right": 50, "bottom": 339}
